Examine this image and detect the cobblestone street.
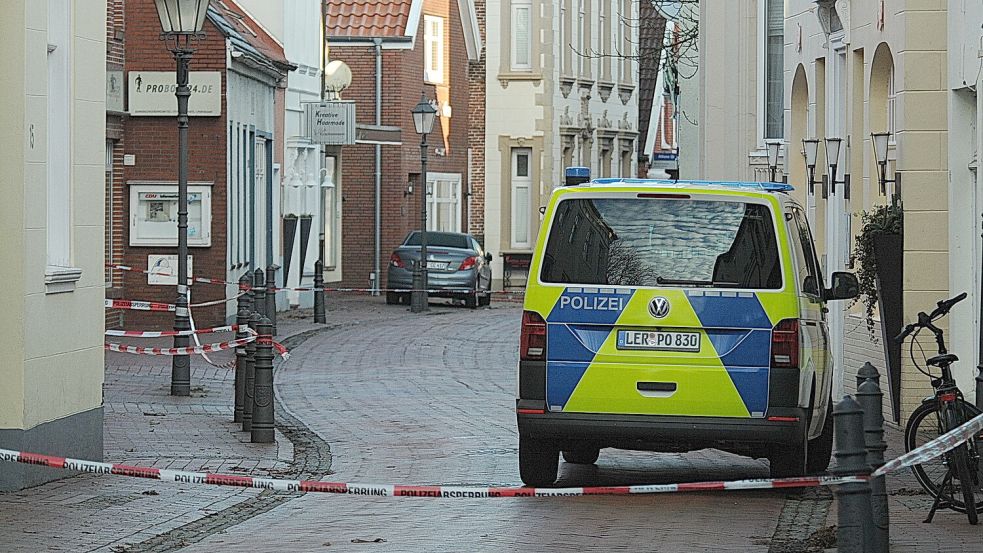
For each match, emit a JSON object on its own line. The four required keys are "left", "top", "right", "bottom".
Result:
{"left": 2, "top": 298, "right": 983, "bottom": 551}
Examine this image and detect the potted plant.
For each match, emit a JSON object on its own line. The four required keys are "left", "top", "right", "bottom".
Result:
{"left": 852, "top": 203, "right": 903, "bottom": 420}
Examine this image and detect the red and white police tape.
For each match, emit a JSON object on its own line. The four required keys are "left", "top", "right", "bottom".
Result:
{"left": 104, "top": 336, "right": 256, "bottom": 356}
{"left": 4, "top": 412, "right": 981, "bottom": 498}
{"left": 105, "top": 299, "right": 177, "bottom": 313}
{"left": 105, "top": 324, "right": 243, "bottom": 338}
{"left": 106, "top": 264, "right": 236, "bottom": 287}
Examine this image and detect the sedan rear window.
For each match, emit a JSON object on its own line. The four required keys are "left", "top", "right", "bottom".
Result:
{"left": 539, "top": 198, "right": 782, "bottom": 289}
{"left": 404, "top": 232, "right": 471, "bottom": 250}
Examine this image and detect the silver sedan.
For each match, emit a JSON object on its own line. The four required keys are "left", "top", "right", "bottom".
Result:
{"left": 386, "top": 231, "right": 493, "bottom": 309}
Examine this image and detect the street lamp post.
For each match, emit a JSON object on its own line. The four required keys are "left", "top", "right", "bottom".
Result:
{"left": 154, "top": 0, "right": 209, "bottom": 396}
{"left": 802, "top": 138, "right": 820, "bottom": 195}
{"left": 410, "top": 94, "right": 437, "bottom": 314}
{"left": 766, "top": 140, "right": 781, "bottom": 183}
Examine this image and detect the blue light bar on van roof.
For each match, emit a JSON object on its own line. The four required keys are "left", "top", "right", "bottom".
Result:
{"left": 589, "top": 178, "right": 795, "bottom": 193}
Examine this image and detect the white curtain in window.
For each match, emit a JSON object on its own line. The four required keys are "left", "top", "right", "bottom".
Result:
{"left": 424, "top": 16, "right": 444, "bottom": 83}
{"left": 512, "top": 2, "right": 531, "bottom": 70}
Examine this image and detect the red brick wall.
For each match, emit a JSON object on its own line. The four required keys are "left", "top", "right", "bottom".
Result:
{"left": 121, "top": 0, "right": 229, "bottom": 328}
{"left": 467, "top": 0, "right": 485, "bottom": 245}
{"left": 331, "top": 0, "right": 473, "bottom": 288}
{"left": 106, "top": 0, "right": 125, "bottom": 329}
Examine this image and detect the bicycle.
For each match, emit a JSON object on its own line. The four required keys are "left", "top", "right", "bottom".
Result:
{"left": 896, "top": 292, "right": 983, "bottom": 524}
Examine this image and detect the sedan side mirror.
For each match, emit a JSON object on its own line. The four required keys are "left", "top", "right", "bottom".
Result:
{"left": 484, "top": 252, "right": 493, "bottom": 263}
{"left": 824, "top": 271, "right": 860, "bottom": 301}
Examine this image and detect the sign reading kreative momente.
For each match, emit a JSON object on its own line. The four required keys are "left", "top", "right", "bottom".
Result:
{"left": 306, "top": 101, "right": 356, "bottom": 145}
{"left": 127, "top": 71, "right": 222, "bottom": 116}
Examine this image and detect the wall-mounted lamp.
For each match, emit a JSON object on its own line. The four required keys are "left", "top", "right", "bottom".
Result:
{"left": 801, "top": 138, "right": 821, "bottom": 195}
{"left": 766, "top": 140, "right": 782, "bottom": 182}
{"left": 404, "top": 181, "right": 414, "bottom": 197}
{"left": 871, "top": 131, "right": 901, "bottom": 206}
{"left": 824, "top": 137, "right": 850, "bottom": 199}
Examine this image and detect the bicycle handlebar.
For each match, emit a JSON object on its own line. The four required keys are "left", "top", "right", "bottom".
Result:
{"left": 894, "top": 292, "right": 967, "bottom": 343}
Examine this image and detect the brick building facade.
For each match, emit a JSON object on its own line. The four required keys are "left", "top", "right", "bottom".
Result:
{"left": 325, "top": 0, "right": 481, "bottom": 288}
{"left": 106, "top": 0, "right": 126, "bottom": 329}
{"left": 118, "top": 0, "right": 291, "bottom": 329}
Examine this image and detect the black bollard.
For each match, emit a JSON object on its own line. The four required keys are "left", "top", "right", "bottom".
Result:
{"left": 266, "top": 264, "right": 279, "bottom": 335}
{"left": 242, "top": 312, "right": 260, "bottom": 432}
{"left": 251, "top": 316, "right": 275, "bottom": 444}
{"left": 856, "top": 361, "right": 879, "bottom": 389}
{"left": 313, "top": 260, "right": 326, "bottom": 324}
{"left": 233, "top": 306, "right": 250, "bottom": 423}
{"left": 858, "top": 377, "right": 890, "bottom": 553}
{"left": 976, "top": 364, "right": 983, "bottom": 411}
{"left": 253, "top": 269, "right": 267, "bottom": 319}
{"left": 833, "top": 395, "right": 874, "bottom": 553}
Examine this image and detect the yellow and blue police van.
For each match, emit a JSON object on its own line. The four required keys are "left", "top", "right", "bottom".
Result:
{"left": 516, "top": 176, "right": 860, "bottom": 486}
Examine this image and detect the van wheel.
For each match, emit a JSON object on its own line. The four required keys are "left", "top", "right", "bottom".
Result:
{"left": 385, "top": 292, "right": 398, "bottom": 305}
{"left": 806, "top": 399, "right": 834, "bottom": 474}
{"left": 519, "top": 435, "right": 559, "bottom": 487}
{"left": 769, "top": 437, "right": 808, "bottom": 479}
{"left": 562, "top": 447, "right": 600, "bottom": 465}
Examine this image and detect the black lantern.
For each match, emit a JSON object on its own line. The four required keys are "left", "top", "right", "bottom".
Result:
{"left": 410, "top": 94, "right": 437, "bottom": 313}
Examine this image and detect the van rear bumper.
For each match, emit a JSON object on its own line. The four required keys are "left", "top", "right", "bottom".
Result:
{"left": 516, "top": 402, "right": 807, "bottom": 454}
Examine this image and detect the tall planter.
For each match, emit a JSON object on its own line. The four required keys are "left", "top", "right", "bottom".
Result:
{"left": 873, "top": 233, "right": 903, "bottom": 422}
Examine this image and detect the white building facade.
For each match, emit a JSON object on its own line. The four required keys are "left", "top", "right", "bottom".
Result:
{"left": 485, "top": 0, "right": 640, "bottom": 288}
{"left": 0, "top": 0, "right": 106, "bottom": 490}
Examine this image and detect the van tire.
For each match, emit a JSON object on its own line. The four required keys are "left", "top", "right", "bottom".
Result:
{"left": 769, "top": 437, "right": 807, "bottom": 479}
{"left": 385, "top": 292, "right": 398, "bottom": 305}
{"left": 519, "top": 435, "right": 559, "bottom": 487}
{"left": 806, "top": 399, "right": 834, "bottom": 474}
{"left": 562, "top": 448, "right": 600, "bottom": 465}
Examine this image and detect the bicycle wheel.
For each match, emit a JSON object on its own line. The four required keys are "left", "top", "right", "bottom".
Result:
{"left": 905, "top": 399, "right": 983, "bottom": 515}
{"left": 945, "top": 407, "right": 979, "bottom": 524}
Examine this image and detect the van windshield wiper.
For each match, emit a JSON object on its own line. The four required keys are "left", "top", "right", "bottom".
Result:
{"left": 655, "top": 277, "right": 741, "bottom": 288}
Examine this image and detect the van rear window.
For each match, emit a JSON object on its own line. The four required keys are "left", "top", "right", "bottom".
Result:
{"left": 539, "top": 198, "right": 782, "bottom": 289}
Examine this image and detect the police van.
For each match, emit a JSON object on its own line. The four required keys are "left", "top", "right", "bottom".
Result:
{"left": 516, "top": 174, "right": 859, "bottom": 486}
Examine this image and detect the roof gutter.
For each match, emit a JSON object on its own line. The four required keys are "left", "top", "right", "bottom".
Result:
{"left": 327, "top": 36, "right": 414, "bottom": 49}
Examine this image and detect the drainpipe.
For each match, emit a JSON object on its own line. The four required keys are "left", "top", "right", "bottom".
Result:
{"left": 374, "top": 37, "right": 382, "bottom": 295}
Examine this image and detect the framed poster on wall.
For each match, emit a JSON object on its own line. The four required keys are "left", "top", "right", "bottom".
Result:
{"left": 128, "top": 182, "right": 212, "bottom": 247}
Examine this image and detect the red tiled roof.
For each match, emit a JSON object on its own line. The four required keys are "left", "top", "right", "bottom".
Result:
{"left": 326, "top": 0, "right": 415, "bottom": 38}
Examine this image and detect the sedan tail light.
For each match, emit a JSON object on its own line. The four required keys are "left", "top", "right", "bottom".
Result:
{"left": 389, "top": 253, "right": 405, "bottom": 268}
{"left": 520, "top": 311, "right": 547, "bottom": 361}
{"left": 459, "top": 256, "right": 479, "bottom": 270}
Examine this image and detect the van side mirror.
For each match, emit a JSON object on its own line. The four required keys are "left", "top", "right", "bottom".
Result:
{"left": 484, "top": 252, "right": 493, "bottom": 263}
{"left": 825, "top": 271, "right": 860, "bottom": 301}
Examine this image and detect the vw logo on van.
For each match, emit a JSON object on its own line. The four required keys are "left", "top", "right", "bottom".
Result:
{"left": 648, "top": 297, "right": 671, "bottom": 319}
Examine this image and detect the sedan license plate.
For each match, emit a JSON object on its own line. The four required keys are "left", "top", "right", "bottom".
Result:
{"left": 616, "top": 330, "right": 701, "bottom": 352}
{"left": 426, "top": 261, "right": 448, "bottom": 270}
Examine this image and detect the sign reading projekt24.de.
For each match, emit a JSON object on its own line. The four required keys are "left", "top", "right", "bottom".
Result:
{"left": 128, "top": 71, "right": 222, "bottom": 116}
{"left": 307, "top": 101, "right": 356, "bottom": 145}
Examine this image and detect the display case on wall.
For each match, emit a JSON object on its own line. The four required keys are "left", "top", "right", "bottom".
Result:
{"left": 128, "top": 182, "right": 212, "bottom": 247}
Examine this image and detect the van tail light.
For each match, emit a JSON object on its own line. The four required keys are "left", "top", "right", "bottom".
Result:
{"left": 390, "top": 253, "right": 405, "bottom": 268}
{"left": 771, "top": 318, "right": 799, "bottom": 369}
{"left": 520, "top": 311, "right": 547, "bottom": 361}
{"left": 459, "top": 256, "right": 478, "bottom": 271}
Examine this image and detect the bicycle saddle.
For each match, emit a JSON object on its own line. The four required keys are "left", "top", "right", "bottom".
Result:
{"left": 927, "top": 353, "right": 959, "bottom": 367}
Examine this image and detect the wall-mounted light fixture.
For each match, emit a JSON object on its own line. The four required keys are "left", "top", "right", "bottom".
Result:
{"left": 871, "top": 131, "right": 901, "bottom": 206}
{"left": 824, "top": 137, "right": 850, "bottom": 199}
{"left": 766, "top": 140, "right": 782, "bottom": 183}
{"left": 801, "top": 138, "right": 821, "bottom": 195}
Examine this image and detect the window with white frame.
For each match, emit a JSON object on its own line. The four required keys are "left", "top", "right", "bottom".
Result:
{"left": 887, "top": 66, "right": 896, "bottom": 138}
{"left": 763, "top": 0, "right": 784, "bottom": 139}
{"left": 511, "top": 148, "right": 532, "bottom": 248}
{"left": 427, "top": 173, "right": 462, "bottom": 233}
{"left": 424, "top": 15, "right": 444, "bottom": 83}
{"left": 511, "top": 0, "right": 532, "bottom": 71}
{"left": 560, "top": 2, "right": 568, "bottom": 74}
{"left": 47, "top": 0, "right": 72, "bottom": 272}
{"left": 322, "top": 156, "right": 338, "bottom": 269}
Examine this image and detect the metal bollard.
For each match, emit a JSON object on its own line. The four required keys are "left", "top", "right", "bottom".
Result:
{"left": 233, "top": 305, "right": 250, "bottom": 423}
{"left": 975, "top": 364, "right": 983, "bottom": 411}
{"left": 833, "top": 395, "right": 874, "bottom": 553}
{"left": 266, "top": 264, "right": 279, "bottom": 336}
{"left": 251, "top": 316, "right": 275, "bottom": 443}
{"left": 858, "top": 376, "right": 890, "bottom": 553}
{"left": 242, "top": 312, "right": 260, "bottom": 432}
{"left": 253, "top": 269, "right": 267, "bottom": 319}
{"left": 856, "top": 361, "right": 880, "bottom": 389}
{"left": 313, "top": 260, "right": 326, "bottom": 324}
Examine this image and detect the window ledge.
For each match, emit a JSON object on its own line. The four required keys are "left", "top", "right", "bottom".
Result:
{"left": 45, "top": 265, "right": 82, "bottom": 294}
{"left": 498, "top": 72, "right": 543, "bottom": 87}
